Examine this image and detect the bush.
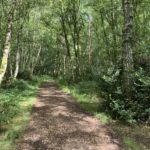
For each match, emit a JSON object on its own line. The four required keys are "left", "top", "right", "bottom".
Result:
{"left": 0, "top": 79, "right": 31, "bottom": 124}
{"left": 108, "top": 97, "right": 136, "bottom": 123}
{"left": 2, "top": 79, "right": 29, "bottom": 91}
{"left": 0, "top": 91, "right": 19, "bottom": 124}
{"left": 99, "top": 67, "right": 150, "bottom": 123}
{"left": 18, "top": 70, "right": 32, "bottom": 80}
{"left": 133, "top": 69, "right": 150, "bottom": 122}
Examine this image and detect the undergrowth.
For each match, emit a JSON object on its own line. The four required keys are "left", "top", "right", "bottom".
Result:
{"left": 57, "top": 80, "right": 150, "bottom": 150}
{"left": 0, "top": 75, "right": 51, "bottom": 150}
{"left": 58, "top": 81, "right": 111, "bottom": 124}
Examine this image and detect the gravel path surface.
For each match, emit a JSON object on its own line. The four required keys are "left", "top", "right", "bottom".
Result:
{"left": 16, "top": 82, "right": 123, "bottom": 150}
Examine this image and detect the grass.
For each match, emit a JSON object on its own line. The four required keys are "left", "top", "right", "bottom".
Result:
{"left": 1, "top": 77, "right": 149, "bottom": 150}
{"left": 111, "top": 122, "right": 150, "bottom": 150}
{"left": 58, "top": 81, "right": 112, "bottom": 124}
{"left": 123, "top": 137, "right": 147, "bottom": 150}
{"left": 58, "top": 80, "right": 150, "bottom": 150}
{"left": 0, "top": 76, "right": 52, "bottom": 150}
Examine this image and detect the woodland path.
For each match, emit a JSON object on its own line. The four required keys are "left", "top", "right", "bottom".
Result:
{"left": 16, "top": 82, "right": 123, "bottom": 150}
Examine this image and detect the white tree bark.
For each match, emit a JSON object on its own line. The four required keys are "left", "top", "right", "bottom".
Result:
{"left": 0, "top": 0, "right": 17, "bottom": 84}
{"left": 14, "top": 49, "right": 20, "bottom": 79}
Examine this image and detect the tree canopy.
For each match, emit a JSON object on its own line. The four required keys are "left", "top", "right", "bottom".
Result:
{"left": 0, "top": 0, "right": 150, "bottom": 125}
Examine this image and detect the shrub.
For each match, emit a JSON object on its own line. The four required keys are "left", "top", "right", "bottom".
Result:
{"left": 2, "top": 79, "right": 29, "bottom": 91}
{"left": 18, "top": 70, "right": 32, "bottom": 80}
{"left": 0, "top": 92, "right": 19, "bottom": 124}
{"left": 98, "top": 67, "right": 150, "bottom": 123}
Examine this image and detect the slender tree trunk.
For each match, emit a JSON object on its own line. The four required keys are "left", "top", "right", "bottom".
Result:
{"left": 60, "top": 2, "right": 71, "bottom": 58}
{"left": 122, "top": 0, "right": 134, "bottom": 100}
{"left": 100, "top": 11, "right": 111, "bottom": 60}
{"left": 110, "top": 0, "right": 117, "bottom": 64}
{"left": 88, "top": 19, "right": 92, "bottom": 64}
{"left": 31, "top": 46, "right": 41, "bottom": 75}
{"left": 0, "top": 0, "right": 16, "bottom": 84}
{"left": 14, "top": 50, "right": 20, "bottom": 79}
{"left": 14, "top": 25, "right": 22, "bottom": 79}
{"left": 8, "top": 55, "right": 13, "bottom": 77}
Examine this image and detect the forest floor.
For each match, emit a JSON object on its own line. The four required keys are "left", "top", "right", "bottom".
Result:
{"left": 16, "top": 82, "right": 123, "bottom": 150}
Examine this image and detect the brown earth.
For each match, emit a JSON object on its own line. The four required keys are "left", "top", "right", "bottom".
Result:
{"left": 16, "top": 82, "right": 123, "bottom": 150}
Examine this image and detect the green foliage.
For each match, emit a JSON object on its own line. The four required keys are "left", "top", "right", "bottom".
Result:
{"left": 0, "top": 80, "right": 31, "bottom": 124}
{"left": 18, "top": 71, "right": 32, "bottom": 80}
{"left": 108, "top": 98, "right": 136, "bottom": 123}
{"left": 0, "top": 0, "right": 150, "bottom": 149}
{"left": 0, "top": 93, "right": 19, "bottom": 124}
{"left": 7, "top": 129, "right": 23, "bottom": 141}
{"left": 123, "top": 137, "right": 148, "bottom": 150}
{"left": 59, "top": 79, "right": 150, "bottom": 150}
{"left": 3, "top": 80, "right": 30, "bottom": 90}
{"left": 0, "top": 76, "right": 51, "bottom": 150}
{"left": 134, "top": 69, "right": 150, "bottom": 122}
{"left": 58, "top": 80, "right": 111, "bottom": 123}
{"left": 98, "top": 67, "right": 150, "bottom": 123}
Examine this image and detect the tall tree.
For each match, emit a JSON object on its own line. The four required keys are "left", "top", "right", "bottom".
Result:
{"left": 122, "top": 0, "right": 134, "bottom": 100}
{"left": 0, "top": 0, "right": 17, "bottom": 84}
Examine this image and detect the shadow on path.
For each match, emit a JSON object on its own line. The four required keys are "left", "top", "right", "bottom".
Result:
{"left": 16, "top": 82, "right": 123, "bottom": 150}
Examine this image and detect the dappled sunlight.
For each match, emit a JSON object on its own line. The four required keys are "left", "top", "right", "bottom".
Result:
{"left": 0, "top": 0, "right": 149, "bottom": 149}
{"left": 16, "top": 82, "right": 122, "bottom": 150}
{"left": 0, "top": 77, "right": 51, "bottom": 150}
{"left": 34, "top": 101, "right": 46, "bottom": 108}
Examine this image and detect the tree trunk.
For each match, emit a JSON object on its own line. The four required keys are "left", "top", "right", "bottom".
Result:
{"left": 31, "top": 46, "right": 41, "bottom": 75}
{"left": 14, "top": 50, "right": 20, "bottom": 79}
{"left": 60, "top": 2, "right": 71, "bottom": 58}
{"left": 88, "top": 19, "right": 92, "bottom": 65}
{"left": 0, "top": 2, "right": 16, "bottom": 84}
{"left": 110, "top": 0, "right": 117, "bottom": 64}
{"left": 14, "top": 25, "right": 22, "bottom": 79}
{"left": 122, "top": 0, "right": 134, "bottom": 100}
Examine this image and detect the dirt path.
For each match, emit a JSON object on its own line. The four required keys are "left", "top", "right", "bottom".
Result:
{"left": 16, "top": 82, "right": 123, "bottom": 150}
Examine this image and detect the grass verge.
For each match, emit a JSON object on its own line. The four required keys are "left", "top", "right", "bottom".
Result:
{"left": 0, "top": 76, "right": 52, "bottom": 150}
{"left": 58, "top": 80, "right": 150, "bottom": 150}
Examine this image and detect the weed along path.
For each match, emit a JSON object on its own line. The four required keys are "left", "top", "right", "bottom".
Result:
{"left": 16, "top": 82, "right": 122, "bottom": 150}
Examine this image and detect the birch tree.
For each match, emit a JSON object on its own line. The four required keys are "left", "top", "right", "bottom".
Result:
{"left": 0, "top": 0, "right": 17, "bottom": 84}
